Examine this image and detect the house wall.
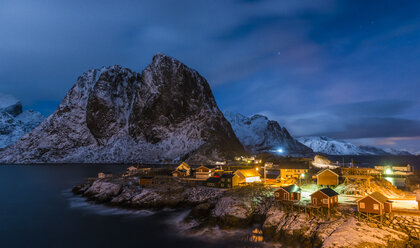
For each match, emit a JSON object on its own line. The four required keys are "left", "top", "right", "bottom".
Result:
{"left": 358, "top": 196, "right": 382, "bottom": 214}
{"left": 317, "top": 171, "right": 339, "bottom": 186}
{"left": 197, "top": 167, "right": 210, "bottom": 173}
{"left": 311, "top": 191, "right": 332, "bottom": 208}
{"left": 291, "top": 192, "right": 301, "bottom": 201}
{"left": 274, "top": 188, "right": 288, "bottom": 201}
{"left": 196, "top": 172, "right": 211, "bottom": 179}
{"left": 274, "top": 189, "right": 301, "bottom": 201}
{"left": 280, "top": 169, "right": 308, "bottom": 179}
{"left": 232, "top": 175, "right": 239, "bottom": 187}
{"left": 384, "top": 202, "right": 392, "bottom": 213}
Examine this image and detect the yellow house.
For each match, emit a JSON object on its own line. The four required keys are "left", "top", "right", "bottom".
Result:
{"left": 176, "top": 162, "right": 191, "bottom": 176}
{"left": 275, "top": 162, "right": 309, "bottom": 180}
{"left": 316, "top": 169, "right": 339, "bottom": 186}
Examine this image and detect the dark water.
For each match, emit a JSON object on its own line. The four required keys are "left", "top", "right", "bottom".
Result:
{"left": 0, "top": 165, "right": 247, "bottom": 248}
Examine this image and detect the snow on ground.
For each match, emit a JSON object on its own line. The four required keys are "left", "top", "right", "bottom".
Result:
{"left": 392, "top": 199, "right": 419, "bottom": 210}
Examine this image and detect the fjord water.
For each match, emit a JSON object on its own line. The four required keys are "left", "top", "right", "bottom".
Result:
{"left": 0, "top": 165, "right": 233, "bottom": 248}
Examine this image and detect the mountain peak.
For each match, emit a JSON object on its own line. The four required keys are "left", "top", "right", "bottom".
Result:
{"left": 0, "top": 55, "right": 244, "bottom": 164}
{"left": 224, "top": 112, "right": 312, "bottom": 155}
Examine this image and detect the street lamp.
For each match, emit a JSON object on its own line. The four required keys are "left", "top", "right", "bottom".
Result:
{"left": 299, "top": 173, "right": 305, "bottom": 185}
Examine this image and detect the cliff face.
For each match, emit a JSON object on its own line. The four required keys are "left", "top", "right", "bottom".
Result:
{"left": 0, "top": 54, "right": 245, "bottom": 164}
{"left": 224, "top": 112, "right": 312, "bottom": 155}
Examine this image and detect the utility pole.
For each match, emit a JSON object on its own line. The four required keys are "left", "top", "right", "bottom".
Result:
{"left": 264, "top": 164, "right": 266, "bottom": 184}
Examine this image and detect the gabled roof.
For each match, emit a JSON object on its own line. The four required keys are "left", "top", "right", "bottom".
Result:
{"left": 357, "top": 191, "right": 391, "bottom": 204}
{"left": 280, "top": 184, "right": 301, "bottom": 193}
{"left": 316, "top": 169, "right": 339, "bottom": 177}
{"left": 206, "top": 177, "right": 220, "bottom": 183}
{"left": 235, "top": 169, "right": 261, "bottom": 178}
{"left": 311, "top": 188, "right": 339, "bottom": 197}
{"left": 177, "top": 162, "right": 191, "bottom": 170}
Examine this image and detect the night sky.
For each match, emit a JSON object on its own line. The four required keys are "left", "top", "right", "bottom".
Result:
{"left": 1, "top": 0, "right": 420, "bottom": 152}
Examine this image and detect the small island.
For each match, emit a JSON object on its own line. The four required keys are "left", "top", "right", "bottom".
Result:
{"left": 73, "top": 158, "right": 420, "bottom": 248}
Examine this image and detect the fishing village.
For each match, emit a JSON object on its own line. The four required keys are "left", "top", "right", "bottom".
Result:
{"left": 73, "top": 155, "right": 420, "bottom": 248}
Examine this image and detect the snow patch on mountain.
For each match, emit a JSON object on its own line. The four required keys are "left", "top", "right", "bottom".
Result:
{"left": 298, "top": 136, "right": 413, "bottom": 155}
{"left": 0, "top": 95, "right": 44, "bottom": 148}
{"left": 224, "top": 112, "right": 312, "bottom": 155}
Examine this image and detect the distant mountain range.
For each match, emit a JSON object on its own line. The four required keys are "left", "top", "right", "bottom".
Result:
{"left": 224, "top": 112, "right": 312, "bottom": 155}
{"left": 297, "top": 136, "right": 413, "bottom": 156}
{"left": 0, "top": 94, "right": 44, "bottom": 149}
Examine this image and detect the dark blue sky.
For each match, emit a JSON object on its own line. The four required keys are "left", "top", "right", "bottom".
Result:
{"left": 1, "top": 0, "right": 420, "bottom": 152}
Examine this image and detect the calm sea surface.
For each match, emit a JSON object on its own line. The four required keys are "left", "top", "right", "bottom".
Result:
{"left": 0, "top": 164, "right": 248, "bottom": 248}
{"left": 1, "top": 156, "right": 418, "bottom": 248}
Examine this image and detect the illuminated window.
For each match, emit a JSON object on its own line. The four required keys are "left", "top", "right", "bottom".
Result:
{"left": 323, "top": 199, "right": 328, "bottom": 204}
{"left": 284, "top": 193, "right": 288, "bottom": 199}
{"left": 373, "top": 204, "right": 379, "bottom": 210}
{"left": 360, "top": 202, "right": 365, "bottom": 209}
{"left": 275, "top": 193, "right": 279, "bottom": 197}
{"left": 228, "top": 179, "right": 231, "bottom": 182}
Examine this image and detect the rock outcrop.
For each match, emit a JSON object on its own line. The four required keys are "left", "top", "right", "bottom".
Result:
{"left": 224, "top": 112, "right": 312, "bottom": 155}
{"left": 263, "top": 206, "right": 410, "bottom": 247}
{"left": 0, "top": 54, "right": 245, "bottom": 164}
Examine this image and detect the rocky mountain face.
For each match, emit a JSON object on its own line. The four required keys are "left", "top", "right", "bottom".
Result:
{"left": 224, "top": 112, "right": 312, "bottom": 155}
{"left": 0, "top": 54, "right": 245, "bottom": 164}
{"left": 298, "top": 136, "right": 413, "bottom": 155}
{"left": 0, "top": 94, "right": 44, "bottom": 149}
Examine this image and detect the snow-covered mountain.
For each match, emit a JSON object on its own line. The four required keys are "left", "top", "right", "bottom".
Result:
{"left": 224, "top": 112, "right": 312, "bottom": 155}
{"left": 298, "top": 136, "right": 413, "bottom": 155}
{"left": 0, "top": 54, "right": 245, "bottom": 164}
{"left": 0, "top": 94, "right": 44, "bottom": 149}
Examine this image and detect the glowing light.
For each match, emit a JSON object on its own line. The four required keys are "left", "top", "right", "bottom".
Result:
{"left": 245, "top": 176, "right": 261, "bottom": 183}
{"left": 277, "top": 148, "right": 284, "bottom": 153}
{"left": 385, "top": 177, "right": 394, "bottom": 185}
{"left": 300, "top": 173, "right": 305, "bottom": 179}
{"left": 255, "top": 167, "right": 259, "bottom": 171}
{"left": 384, "top": 168, "right": 393, "bottom": 175}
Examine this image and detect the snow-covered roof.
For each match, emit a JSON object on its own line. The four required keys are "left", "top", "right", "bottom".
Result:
{"left": 277, "top": 184, "right": 301, "bottom": 193}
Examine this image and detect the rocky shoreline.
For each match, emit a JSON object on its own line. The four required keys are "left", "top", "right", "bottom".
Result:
{"left": 73, "top": 176, "right": 418, "bottom": 248}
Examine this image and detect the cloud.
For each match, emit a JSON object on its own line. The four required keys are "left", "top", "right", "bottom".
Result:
{"left": 1, "top": 0, "right": 420, "bottom": 152}
{"left": 267, "top": 100, "right": 420, "bottom": 140}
